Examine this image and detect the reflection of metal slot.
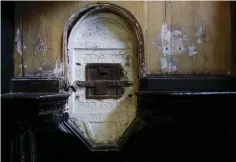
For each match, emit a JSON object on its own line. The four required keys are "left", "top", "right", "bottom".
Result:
{"left": 72, "top": 63, "right": 132, "bottom": 99}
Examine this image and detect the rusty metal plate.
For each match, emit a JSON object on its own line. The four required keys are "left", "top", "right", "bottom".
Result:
{"left": 85, "top": 63, "right": 123, "bottom": 99}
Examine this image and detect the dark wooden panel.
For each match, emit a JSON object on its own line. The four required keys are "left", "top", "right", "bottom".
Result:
{"left": 139, "top": 76, "right": 236, "bottom": 91}
{"left": 1, "top": 1, "right": 14, "bottom": 94}
{"left": 11, "top": 78, "right": 62, "bottom": 93}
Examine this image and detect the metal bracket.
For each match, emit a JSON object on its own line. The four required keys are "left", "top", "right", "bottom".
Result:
{"left": 70, "top": 80, "right": 133, "bottom": 92}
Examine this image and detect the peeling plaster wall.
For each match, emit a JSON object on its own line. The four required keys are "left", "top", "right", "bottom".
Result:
{"left": 154, "top": 22, "right": 201, "bottom": 73}
{"left": 13, "top": 1, "right": 232, "bottom": 77}
{"left": 15, "top": 28, "right": 23, "bottom": 56}
{"left": 23, "top": 60, "right": 63, "bottom": 77}
{"left": 145, "top": 1, "right": 231, "bottom": 75}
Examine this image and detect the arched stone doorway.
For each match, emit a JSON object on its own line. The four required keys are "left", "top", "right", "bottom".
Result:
{"left": 63, "top": 3, "right": 144, "bottom": 150}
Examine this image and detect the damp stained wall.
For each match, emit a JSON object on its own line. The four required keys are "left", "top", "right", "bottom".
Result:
{"left": 14, "top": 1, "right": 232, "bottom": 77}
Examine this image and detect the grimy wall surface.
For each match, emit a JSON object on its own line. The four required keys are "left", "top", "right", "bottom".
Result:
{"left": 14, "top": 1, "right": 231, "bottom": 77}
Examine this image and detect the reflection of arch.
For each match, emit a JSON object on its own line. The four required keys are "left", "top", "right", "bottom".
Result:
{"left": 63, "top": 3, "right": 144, "bottom": 86}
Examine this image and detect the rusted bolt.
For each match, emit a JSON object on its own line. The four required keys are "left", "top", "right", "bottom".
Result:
{"left": 75, "top": 95, "right": 80, "bottom": 100}
{"left": 126, "top": 81, "right": 133, "bottom": 86}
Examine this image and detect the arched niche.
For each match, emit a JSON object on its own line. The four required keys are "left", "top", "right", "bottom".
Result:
{"left": 62, "top": 3, "right": 144, "bottom": 150}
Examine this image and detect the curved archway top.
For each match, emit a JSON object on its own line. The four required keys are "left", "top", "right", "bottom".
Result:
{"left": 68, "top": 12, "right": 135, "bottom": 49}
{"left": 63, "top": 3, "right": 145, "bottom": 86}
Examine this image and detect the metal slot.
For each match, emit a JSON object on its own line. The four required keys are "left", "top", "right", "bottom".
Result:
{"left": 71, "top": 63, "right": 132, "bottom": 99}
